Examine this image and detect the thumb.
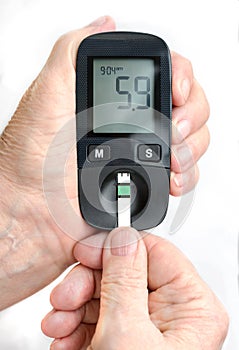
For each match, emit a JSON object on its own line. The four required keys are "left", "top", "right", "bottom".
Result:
{"left": 99, "top": 228, "right": 149, "bottom": 322}
{"left": 0, "top": 16, "right": 115, "bottom": 179}
{"left": 45, "top": 15, "right": 116, "bottom": 76}
{"left": 14, "top": 16, "right": 116, "bottom": 121}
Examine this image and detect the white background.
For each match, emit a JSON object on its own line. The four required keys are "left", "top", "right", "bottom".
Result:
{"left": 0, "top": 0, "right": 239, "bottom": 349}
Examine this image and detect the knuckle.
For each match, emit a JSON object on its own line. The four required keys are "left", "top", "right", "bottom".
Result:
{"left": 194, "top": 79, "right": 210, "bottom": 123}
{"left": 220, "top": 309, "right": 230, "bottom": 339}
{"left": 204, "top": 98, "right": 210, "bottom": 121}
{"left": 195, "top": 125, "right": 210, "bottom": 156}
{"left": 178, "top": 56, "right": 194, "bottom": 79}
{"left": 203, "top": 124, "right": 211, "bottom": 149}
{"left": 214, "top": 297, "right": 230, "bottom": 333}
{"left": 184, "top": 57, "right": 193, "bottom": 74}
{"left": 186, "top": 165, "right": 199, "bottom": 192}
{"left": 103, "top": 267, "right": 145, "bottom": 289}
{"left": 40, "top": 318, "right": 48, "bottom": 335}
{"left": 204, "top": 290, "right": 230, "bottom": 344}
{"left": 187, "top": 126, "right": 210, "bottom": 163}
{"left": 172, "top": 52, "right": 193, "bottom": 76}
{"left": 200, "top": 91, "right": 210, "bottom": 123}
{"left": 54, "top": 32, "right": 73, "bottom": 49}
{"left": 51, "top": 31, "right": 78, "bottom": 59}
{"left": 188, "top": 138, "right": 199, "bottom": 161}
{"left": 211, "top": 301, "right": 229, "bottom": 344}
{"left": 101, "top": 269, "right": 146, "bottom": 307}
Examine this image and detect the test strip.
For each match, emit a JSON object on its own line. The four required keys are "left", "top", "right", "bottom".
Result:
{"left": 117, "top": 173, "right": 131, "bottom": 227}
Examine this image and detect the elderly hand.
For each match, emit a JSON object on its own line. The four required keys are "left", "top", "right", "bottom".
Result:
{"left": 0, "top": 15, "right": 209, "bottom": 309}
{"left": 42, "top": 229, "right": 228, "bottom": 349}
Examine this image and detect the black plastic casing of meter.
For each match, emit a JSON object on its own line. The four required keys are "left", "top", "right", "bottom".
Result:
{"left": 76, "top": 32, "right": 172, "bottom": 230}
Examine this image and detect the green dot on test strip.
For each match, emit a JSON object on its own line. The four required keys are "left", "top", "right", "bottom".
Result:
{"left": 118, "top": 185, "right": 131, "bottom": 196}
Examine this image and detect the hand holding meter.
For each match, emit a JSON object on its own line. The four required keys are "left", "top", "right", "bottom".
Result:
{"left": 76, "top": 32, "right": 172, "bottom": 230}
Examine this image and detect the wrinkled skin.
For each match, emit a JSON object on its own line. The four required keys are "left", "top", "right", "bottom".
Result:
{"left": 42, "top": 229, "right": 229, "bottom": 350}
{"left": 0, "top": 15, "right": 209, "bottom": 309}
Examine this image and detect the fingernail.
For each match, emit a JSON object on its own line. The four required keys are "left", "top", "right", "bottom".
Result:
{"left": 111, "top": 228, "right": 138, "bottom": 256}
{"left": 181, "top": 79, "right": 190, "bottom": 101}
{"left": 89, "top": 16, "right": 107, "bottom": 27}
{"left": 176, "top": 119, "right": 191, "bottom": 141}
{"left": 175, "top": 145, "right": 193, "bottom": 169}
{"left": 171, "top": 172, "right": 183, "bottom": 188}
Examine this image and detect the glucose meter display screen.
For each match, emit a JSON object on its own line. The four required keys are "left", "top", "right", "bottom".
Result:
{"left": 93, "top": 58, "right": 155, "bottom": 133}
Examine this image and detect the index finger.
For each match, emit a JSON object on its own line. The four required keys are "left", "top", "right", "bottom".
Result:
{"left": 73, "top": 232, "right": 198, "bottom": 291}
{"left": 144, "top": 235, "right": 197, "bottom": 290}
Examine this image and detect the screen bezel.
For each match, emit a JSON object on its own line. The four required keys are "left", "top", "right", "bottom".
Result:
{"left": 87, "top": 56, "right": 161, "bottom": 137}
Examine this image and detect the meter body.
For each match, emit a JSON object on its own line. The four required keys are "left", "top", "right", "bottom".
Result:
{"left": 76, "top": 32, "right": 172, "bottom": 230}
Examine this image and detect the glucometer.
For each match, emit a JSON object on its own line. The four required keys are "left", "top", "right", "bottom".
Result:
{"left": 76, "top": 32, "right": 172, "bottom": 230}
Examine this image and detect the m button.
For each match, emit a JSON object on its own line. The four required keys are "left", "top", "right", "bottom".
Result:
{"left": 88, "top": 145, "right": 111, "bottom": 162}
{"left": 138, "top": 144, "right": 161, "bottom": 162}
